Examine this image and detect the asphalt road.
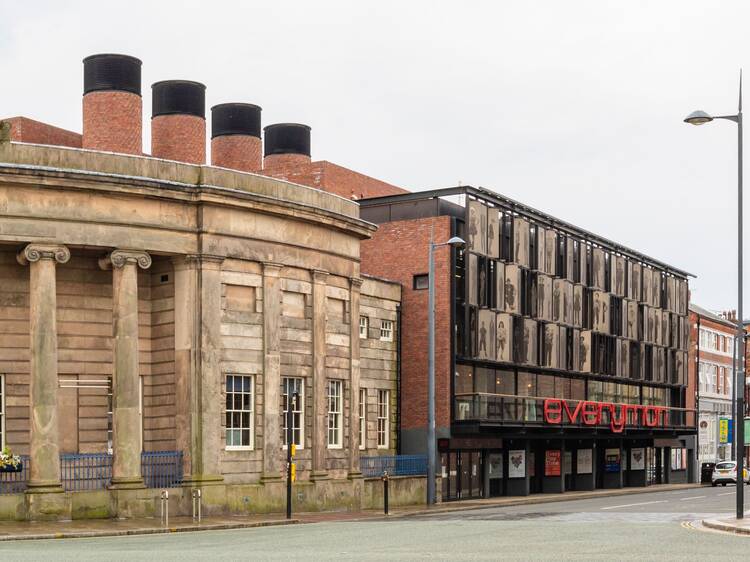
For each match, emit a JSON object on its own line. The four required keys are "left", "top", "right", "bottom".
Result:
{"left": 2, "top": 486, "right": 749, "bottom": 561}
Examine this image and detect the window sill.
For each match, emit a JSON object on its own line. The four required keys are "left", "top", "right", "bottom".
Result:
{"left": 225, "top": 446, "right": 254, "bottom": 452}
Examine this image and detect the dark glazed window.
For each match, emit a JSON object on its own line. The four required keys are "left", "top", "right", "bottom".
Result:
{"left": 413, "top": 274, "right": 429, "bottom": 290}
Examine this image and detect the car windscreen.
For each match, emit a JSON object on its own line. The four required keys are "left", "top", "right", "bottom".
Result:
{"left": 716, "top": 462, "right": 736, "bottom": 470}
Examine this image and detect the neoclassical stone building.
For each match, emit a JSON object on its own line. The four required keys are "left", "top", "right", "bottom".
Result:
{"left": 0, "top": 133, "right": 402, "bottom": 519}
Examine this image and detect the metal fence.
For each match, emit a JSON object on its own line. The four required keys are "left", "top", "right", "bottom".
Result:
{"left": 142, "top": 451, "right": 183, "bottom": 489}
{"left": 0, "top": 456, "right": 29, "bottom": 494}
{"left": 360, "top": 455, "right": 427, "bottom": 478}
{"left": 61, "top": 452, "right": 113, "bottom": 491}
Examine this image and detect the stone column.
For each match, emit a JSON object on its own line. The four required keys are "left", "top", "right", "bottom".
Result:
{"left": 100, "top": 250, "right": 151, "bottom": 488}
{"left": 261, "top": 263, "right": 283, "bottom": 482}
{"left": 173, "top": 255, "right": 225, "bottom": 485}
{"left": 18, "top": 244, "right": 70, "bottom": 493}
{"left": 311, "top": 270, "right": 329, "bottom": 481}
{"left": 348, "top": 277, "right": 363, "bottom": 478}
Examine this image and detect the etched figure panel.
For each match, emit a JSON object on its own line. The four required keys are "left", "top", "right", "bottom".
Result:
{"left": 566, "top": 238, "right": 575, "bottom": 282}
{"left": 671, "top": 313, "right": 679, "bottom": 349}
{"left": 572, "top": 328, "right": 580, "bottom": 371}
{"left": 495, "top": 261, "right": 505, "bottom": 311}
{"left": 642, "top": 267, "right": 651, "bottom": 305}
{"left": 505, "top": 264, "right": 521, "bottom": 314}
{"left": 559, "top": 325, "right": 568, "bottom": 369}
{"left": 666, "top": 277, "right": 676, "bottom": 312}
{"left": 552, "top": 279, "right": 562, "bottom": 323}
{"left": 620, "top": 338, "right": 629, "bottom": 378}
{"left": 592, "top": 290, "right": 609, "bottom": 334}
{"left": 468, "top": 200, "right": 488, "bottom": 255}
{"left": 627, "top": 300, "right": 638, "bottom": 340}
{"left": 537, "top": 274, "right": 553, "bottom": 321}
{"left": 542, "top": 323, "right": 559, "bottom": 368}
{"left": 514, "top": 217, "right": 530, "bottom": 267}
{"left": 477, "top": 308, "right": 495, "bottom": 360}
{"left": 488, "top": 208, "right": 500, "bottom": 259}
{"left": 468, "top": 253, "right": 478, "bottom": 306}
{"left": 572, "top": 284, "right": 583, "bottom": 327}
{"left": 579, "top": 243, "right": 589, "bottom": 287}
{"left": 612, "top": 256, "right": 625, "bottom": 297}
{"left": 678, "top": 279, "right": 688, "bottom": 315}
{"left": 545, "top": 229, "right": 557, "bottom": 276}
{"left": 592, "top": 248, "right": 605, "bottom": 290}
{"left": 523, "top": 318, "right": 538, "bottom": 366}
{"left": 536, "top": 225, "right": 546, "bottom": 272}
{"left": 631, "top": 262, "right": 642, "bottom": 302}
{"left": 661, "top": 310, "right": 670, "bottom": 346}
{"left": 561, "top": 280, "right": 573, "bottom": 325}
{"left": 648, "top": 307, "right": 657, "bottom": 344}
{"left": 651, "top": 270, "right": 661, "bottom": 308}
{"left": 495, "top": 312, "right": 512, "bottom": 362}
{"left": 579, "top": 330, "right": 592, "bottom": 372}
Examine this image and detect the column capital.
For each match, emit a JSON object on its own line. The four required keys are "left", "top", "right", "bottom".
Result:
{"left": 349, "top": 277, "right": 364, "bottom": 289}
{"left": 171, "top": 254, "right": 224, "bottom": 271}
{"left": 99, "top": 250, "right": 152, "bottom": 271}
{"left": 312, "top": 269, "right": 329, "bottom": 284}
{"left": 263, "top": 262, "right": 283, "bottom": 277}
{"left": 17, "top": 244, "right": 70, "bottom": 266}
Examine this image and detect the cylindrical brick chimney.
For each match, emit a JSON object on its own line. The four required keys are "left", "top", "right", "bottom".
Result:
{"left": 82, "top": 54, "right": 142, "bottom": 155}
{"left": 263, "top": 123, "right": 311, "bottom": 169}
{"left": 151, "top": 80, "right": 206, "bottom": 164}
{"left": 211, "top": 103, "right": 262, "bottom": 172}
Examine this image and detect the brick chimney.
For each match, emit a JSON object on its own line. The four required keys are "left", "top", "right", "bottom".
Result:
{"left": 211, "top": 103, "right": 262, "bottom": 172}
{"left": 82, "top": 54, "right": 142, "bottom": 154}
{"left": 151, "top": 80, "right": 206, "bottom": 164}
{"left": 263, "top": 123, "right": 311, "bottom": 169}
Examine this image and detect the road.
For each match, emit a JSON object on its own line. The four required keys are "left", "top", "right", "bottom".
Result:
{"left": 2, "top": 486, "right": 749, "bottom": 561}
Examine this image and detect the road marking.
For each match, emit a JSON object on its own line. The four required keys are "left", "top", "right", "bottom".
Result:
{"left": 718, "top": 492, "right": 735, "bottom": 496}
{"left": 680, "top": 496, "right": 706, "bottom": 501}
{"left": 600, "top": 500, "right": 667, "bottom": 510}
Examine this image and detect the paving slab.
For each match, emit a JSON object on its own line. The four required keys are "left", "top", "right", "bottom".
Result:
{"left": 702, "top": 516, "right": 750, "bottom": 535}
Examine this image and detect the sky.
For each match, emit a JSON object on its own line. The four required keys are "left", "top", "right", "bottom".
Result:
{"left": 0, "top": 0, "right": 747, "bottom": 313}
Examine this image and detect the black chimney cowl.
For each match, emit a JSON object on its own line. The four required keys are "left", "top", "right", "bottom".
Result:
{"left": 152, "top": 80, "right": 206, "bottom": 119}
{"left": 83, "top": 54, "right": 142, "bottom": 96}
{"left": 263, "top": 123, "right": 311, "bottom": 157}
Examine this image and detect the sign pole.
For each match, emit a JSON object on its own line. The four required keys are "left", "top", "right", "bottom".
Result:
{"left": 286, "top": 392, "right": 298, "bottom": 520}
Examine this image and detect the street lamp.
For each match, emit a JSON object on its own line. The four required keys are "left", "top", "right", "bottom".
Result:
{"left": 684, "top": 72, "right": 745, "bottom": 519}
{"left": 427, "top": 232, "right": 465, "bottom": 505}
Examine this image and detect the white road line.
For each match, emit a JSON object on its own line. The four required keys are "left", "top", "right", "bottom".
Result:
{"left": 680, "top": 496, "right": 706, "bottom": 501}
{"left": 718, "top": 492, "right": 735, "bottom": 496}
{"left": 600, "top": 500, "right": 667, "bottom": 510}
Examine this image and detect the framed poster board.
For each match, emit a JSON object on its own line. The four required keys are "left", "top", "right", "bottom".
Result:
{"left": 577, "top": 449, "right": 593, "bottom": 474}
{"left": 630, "top": 448, "right": 645, "bottom": 470}
{"left": 605, "top": 448, "right": 621, "bottom": 473}
{"left": 508, "top": 450, "right": 526, "bottom": 478}
{"left": 488, "top": 453, "right": 503, "bottom": 479}
{"left": 545, "top": 450, "right": 562, "bottom": 477}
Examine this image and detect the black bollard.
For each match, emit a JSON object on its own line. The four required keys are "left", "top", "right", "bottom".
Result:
{"left": 383, "top": 471, "right": 390, "bottom": 515}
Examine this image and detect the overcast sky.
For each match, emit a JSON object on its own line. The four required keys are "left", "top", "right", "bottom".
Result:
{"left": 1, "top": 1, "right": 748, "bottom": 313}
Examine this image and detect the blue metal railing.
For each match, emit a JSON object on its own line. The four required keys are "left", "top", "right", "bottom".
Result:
{"left": 61, "top": 452, "right": 112, "bottom": 491}
{"left": 360, "top": 455, "right": 427, "bottom": 478}
{"left": 0, "top": 455, "right": 29, "bottom": 494}
{"left": 142, "top": 450, "right": 183, "bottom": 489}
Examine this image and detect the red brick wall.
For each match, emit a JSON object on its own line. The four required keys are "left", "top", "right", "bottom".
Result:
{"left": 689, "top": 311, "right": 737, "bottom": 413}
{"left": 151, "top": 114, "right": 206, "bottom": 164}
{"left": 261, "top": 159, "right": 408, "bottom": 199}
{"left": 211, "top": 135, "right": 262, "bottom": 172}
{"left": 263, "top": 153, "right": 311, "bottom": 170}
{"left": 82, "top": 91, "right": 142, "bottom": 155}
{"left": 361, "top": 216, "right": 453, "bottom": 431}
{"left": 4, "top": 116, "right": 82, "bottom": 148}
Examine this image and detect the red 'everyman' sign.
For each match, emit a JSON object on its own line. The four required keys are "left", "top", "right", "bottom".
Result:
{"left": 543, "top": 399, "right": 668, "bottom": 433}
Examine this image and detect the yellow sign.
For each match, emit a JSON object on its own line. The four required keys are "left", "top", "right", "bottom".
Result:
{"left": 291, "top": 463, "right": 296, "bottom": 482}
{"left": 290, "top": 444, "right": 296, "bottom": 457}
{"left": 719, "top": 418, "right": 730, "bottom": 444}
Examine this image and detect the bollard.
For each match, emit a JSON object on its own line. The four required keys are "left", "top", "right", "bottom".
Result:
{"left": 382, "top": 470, "right": 390, "bottom": 515}
{"left": 160, "top": 489, "right": 169, "bottom": 527}
{"left": 192, "top": 488, "right": 202, "bottom": 523}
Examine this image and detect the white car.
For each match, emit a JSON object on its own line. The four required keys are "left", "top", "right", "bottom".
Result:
{"left": 711, "top": 461, "right": 750, "bottom": 486}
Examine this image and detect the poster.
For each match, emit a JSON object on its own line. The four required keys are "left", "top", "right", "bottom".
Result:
{"left": 508, "top": 450, "right": 526, "bottom": 479}
{"left": 605, "top": 448, "right": 621, "bottom": 473}
{"left": 488, "top": 453, "right": 503, "bottom": 479}
{"left": 545, "top": 450, "right": 562, "bottom": 477}
{"left": 577, "top": 448, "right": 593, "bottom": 474}
{"left": 564, "top": 451, "right": 572, "bottom": 475}
{"left": 630, "top": 448, "right": 645, "bottom": 471}
{"left": 719, "top": 418, "right": 733, "bottom": 444}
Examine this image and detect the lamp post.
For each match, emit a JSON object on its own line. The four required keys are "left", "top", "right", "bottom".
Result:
{"left": 427, "top": 232, "right": 465, "bottom": 505}
{"left": 684, "top": 71, "right": 744, "bottom": 519}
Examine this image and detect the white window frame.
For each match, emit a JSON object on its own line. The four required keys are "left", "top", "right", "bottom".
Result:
{"left": 359, "top": 388, "right": 367, "bottom": 450}
{"left": 327, "top": 380, "right": 343, "bottom": 449}
{"left": 225, "top": 374, "right": 254, "bottom": 450}
{"left": 380, "top": 319, "right": 394, "bottom": 342}
{"left": 282, "top": 377, "right": 305, "bottom": 449}
{"left": 359, "top": 316, "right": 369, "bottom": 339}
{"left": 377, "top": 389, "right": 390, "bottom": 449}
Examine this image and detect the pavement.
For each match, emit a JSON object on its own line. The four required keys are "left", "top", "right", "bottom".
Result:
{"left": 1, "top": 485, "right": 749, "bottom": 560}
{"left": 0, "top": 482, "right": 712, "bottom": 541}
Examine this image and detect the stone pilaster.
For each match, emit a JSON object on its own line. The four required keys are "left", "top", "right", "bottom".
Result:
{"left": 311, "top": 270, "right": 329, "bottom": 480}
{"left": 261, "top": 263, "right": 283, "bottom": 482}
{"left": 348, "top": 277, "right": 363, "bottom": 478}
{"left": 173, "top": 255, "right": 225, "bottom": 485}
{"left": 18, "top": 244, "right": 70, "bottom": 495}
{"left": 100, "top": 250, "right": 151, "bottom": 489}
